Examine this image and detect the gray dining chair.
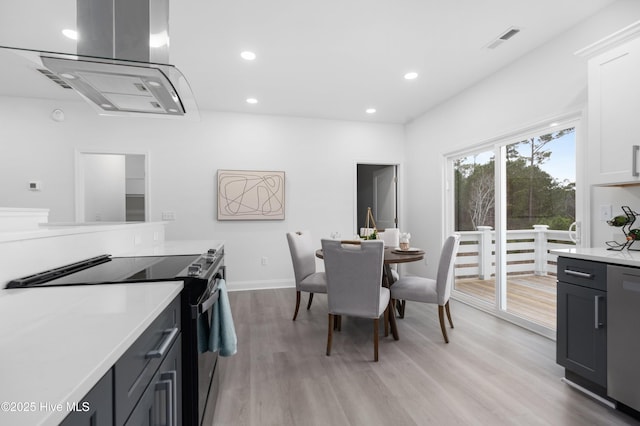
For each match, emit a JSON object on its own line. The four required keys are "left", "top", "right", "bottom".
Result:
{"left": 390, "top": 234, "right": 461, "bottom": 343}
{"left": 286, "top": 231, "right": 327, "bottom": 320}
{"left": 321, "top": 239, "right": 390, "bottom": 362}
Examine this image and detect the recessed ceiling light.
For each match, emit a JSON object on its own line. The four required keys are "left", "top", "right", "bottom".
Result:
{"left": 549, "top": 122, "right": 559, "bottom": 127}
{"left": 241, "top": 51, "right": 256, "bottom": 61}
{"left": 246, "top": 98, "right": 258, "bottom": 104}
{"left": 366, "top": 108, "right": 376, "bottom": 114}
{"left": 404, "top": 72, "right": 418, "bottom": 80}
{"left": 147, "top": 81, "right": 161, "bottom": 87}
{"left": 60, "top": 73, "right": 76, "bottom": 80}
{"left": 62, "top": 29, "right": 78, "bottom": 40}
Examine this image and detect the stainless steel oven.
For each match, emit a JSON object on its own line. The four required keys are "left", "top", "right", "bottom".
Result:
{"left": 5, "top": 245, "right": 228, "bottom": 426}
{"left": 182, "top": 252, "right": 225, "bottom": 426}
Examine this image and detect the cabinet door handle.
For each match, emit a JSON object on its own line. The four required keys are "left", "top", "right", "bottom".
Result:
{"left": 146, "top": 328, "right": 179, "bottom": 359}
{"left": 633, "top": 145, "right": 640, "bottom": 177}
{"left": 160, "top": 371, "right": 178, "bottom": 426}
{"left": 594, "top": 295, "right": 604, "bottom": 329}
{"left": 564, "top": 269, "right": 593, "bottom": 279}
{"left": 155, "top": 378, "right": 173, "bottom": 426}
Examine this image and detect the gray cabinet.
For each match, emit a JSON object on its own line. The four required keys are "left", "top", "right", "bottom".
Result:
{"left": 116, "top": 295, "right": 182, "bottom": 426}
{"left": 556, "top": 257, "right": 607, "bottom": 390}
{"left": 125, "top": 335, "right": 182, "bottom": 426}
{"left": 59, "top": 370, "right": 113, "bottom": 426}
{"left": 63, "top": 295, "right": 181, "bottom": 426}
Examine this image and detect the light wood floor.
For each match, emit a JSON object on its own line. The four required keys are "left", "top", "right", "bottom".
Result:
{"left": 456, "top": 275, "right": 557, "bottom": 329}
{"left": 212, "top": 289, "right": 639, "bottom": 426}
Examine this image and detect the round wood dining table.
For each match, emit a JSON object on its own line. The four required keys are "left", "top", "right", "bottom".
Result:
{"left": 315, "top": 244, "right": 425, "bottom": 340}
{"left": 315, "top": 246, "right": 425, "bottom": 266}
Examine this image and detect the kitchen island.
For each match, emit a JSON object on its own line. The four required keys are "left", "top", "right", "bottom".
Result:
{"left": 0, "top": 281, "right": 183, "bottom": 426}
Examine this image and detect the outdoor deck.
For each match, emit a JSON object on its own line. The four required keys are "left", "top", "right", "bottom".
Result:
{"left": 455, "top": 275, "right": 557, "bottom": 330}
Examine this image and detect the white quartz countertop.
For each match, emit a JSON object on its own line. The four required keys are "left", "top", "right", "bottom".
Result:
{"left": 116, "top": 239, "right": 225, "bottom": 257}
{"left": 552, "top": 247, "right": 640, "bottom": 267}
{"left": 0, "top": 281, "right": 183, "bottom": 426}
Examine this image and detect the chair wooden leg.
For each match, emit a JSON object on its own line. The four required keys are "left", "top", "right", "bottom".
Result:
{"left": 327, "top": 314, "right": 334, "bottom": 356}
{"left": 373, "top": 318, "right": 379, "bottom": 362}
{"left": 438, "top": 305, "right": 449, "bottom": 344}
{"left": 292, "top": 291, "right": 301, "bottom": 321}
{"left": 400, "top": 300, "right": 406, "bottom": 318}
{"left": 389, "top": 299, "right": 399, "bottom": 341}
{"left": 445, "top": 300, "right": 454, "bottom": 328}
{"left": 307, "top": 292, "right": 314, "bottom": 310}
{"left": 384, "top": 305, "right": 389, "bottom": 337}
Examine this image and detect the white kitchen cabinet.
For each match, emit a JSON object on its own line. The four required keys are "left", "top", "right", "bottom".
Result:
{"left": 588, "top": 36, "right": 640, "bottom": 186}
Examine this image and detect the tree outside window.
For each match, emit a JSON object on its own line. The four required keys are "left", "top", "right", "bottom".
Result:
{"left": 454, "top": 127, "right": 575, "bottom": 231}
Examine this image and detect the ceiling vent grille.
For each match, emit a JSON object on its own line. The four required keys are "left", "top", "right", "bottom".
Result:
{"left": 37, "top": 68, "right": 72, "bottom": 89}
{"left": 485, "top": 27, "right": 522, "bottom": 50}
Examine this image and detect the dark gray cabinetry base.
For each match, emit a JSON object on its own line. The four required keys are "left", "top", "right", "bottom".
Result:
{"left": 115, "top": 296, "right": 181, "bottom": 425}
{"left": 116, "top": 295, "right": 182, "bottom": 425}
{"left": 59, "top": 370, "right": 113, "bottom": 426}
{"left": 556, "top": 257, "right": 607, "bottom": 391}
{"left": 62, "top": 295, "right": 182, "bottom": 426}
{"left": 124, "top": 335, "right": 182, "bottom": 426}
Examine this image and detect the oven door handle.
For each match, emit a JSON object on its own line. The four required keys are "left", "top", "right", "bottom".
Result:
{"left": 192, "top": 285, "right": 220, "bottom": 319}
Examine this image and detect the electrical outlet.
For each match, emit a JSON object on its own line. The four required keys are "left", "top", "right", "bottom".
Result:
{"left": 600, "top": 204, "right": 612, "bottom": 222}
{"left": 261, "top": 257, "right": 268, "bottom": 266}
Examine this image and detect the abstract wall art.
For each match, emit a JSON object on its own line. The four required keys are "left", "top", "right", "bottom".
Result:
{"left": 217, "top": 170, "right": 285, "bottom": 220}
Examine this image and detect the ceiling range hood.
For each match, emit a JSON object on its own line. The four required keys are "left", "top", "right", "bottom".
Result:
{"left": 2, "top": 0, "right": 198, "bottom": 119}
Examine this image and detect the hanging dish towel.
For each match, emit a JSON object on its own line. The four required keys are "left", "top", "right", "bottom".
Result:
{"left": 209, "top": 279, "right": 238, "bottom": 356}
{"left": 197, "top": 310, "right": 210, "bottom": 353}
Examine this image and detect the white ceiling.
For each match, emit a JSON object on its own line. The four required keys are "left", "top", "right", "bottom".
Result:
{"left": 0, "top": 0, "right": 616, "bottom": 124}
{"left": 167, "top": 0, "right": 615, "bottom": 123}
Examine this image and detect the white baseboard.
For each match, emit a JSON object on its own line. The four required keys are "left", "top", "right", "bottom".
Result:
{"left": 560, "top": 378, "right": 616, "bottom": 409}
{"left": 227, "top": 279, "right": 295, "bottom": 292}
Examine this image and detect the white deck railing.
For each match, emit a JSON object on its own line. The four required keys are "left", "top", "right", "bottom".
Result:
{"left": 455, "top": 225, "right": 575, "bottom": 279}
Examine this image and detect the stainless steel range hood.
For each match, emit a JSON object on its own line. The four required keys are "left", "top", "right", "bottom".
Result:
{"left": 1, "top": 0, "right": 198, "bottom": 119}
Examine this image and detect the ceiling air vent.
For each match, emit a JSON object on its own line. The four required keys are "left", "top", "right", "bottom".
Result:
{"left": 37, "top": 68, "right": 72, "bottom": 89}
{"left": 485, "top": 27, "right": 522, "bottom": 50}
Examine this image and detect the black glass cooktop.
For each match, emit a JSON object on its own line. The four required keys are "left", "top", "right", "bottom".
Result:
{"left": 7, "top": 255, "right": 200, "bottom": 288}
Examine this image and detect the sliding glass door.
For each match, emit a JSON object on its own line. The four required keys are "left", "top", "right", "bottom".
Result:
{"left": 450, "top": 121, "right": 577, "bottom": 332}
{"left": 452, "top": 149, "right": 496, "bottom": 306}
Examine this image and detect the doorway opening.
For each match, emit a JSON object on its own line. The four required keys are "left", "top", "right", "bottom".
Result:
{"left": 356, "top": 164, "right": 398, "bottom": 234}
{"left": 75, "top": 151, "right": 148, "bottom": 222}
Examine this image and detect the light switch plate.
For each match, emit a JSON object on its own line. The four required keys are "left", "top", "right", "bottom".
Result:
{"left": 600, "top": 204, "right": 612, "bottom": 221}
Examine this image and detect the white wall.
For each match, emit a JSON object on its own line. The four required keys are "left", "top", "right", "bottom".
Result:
{"left": 403, "top": 0, "right": 640, "bottom": 278}
{"left": 0, "top": 97, "right": 404, "bottom": 288}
